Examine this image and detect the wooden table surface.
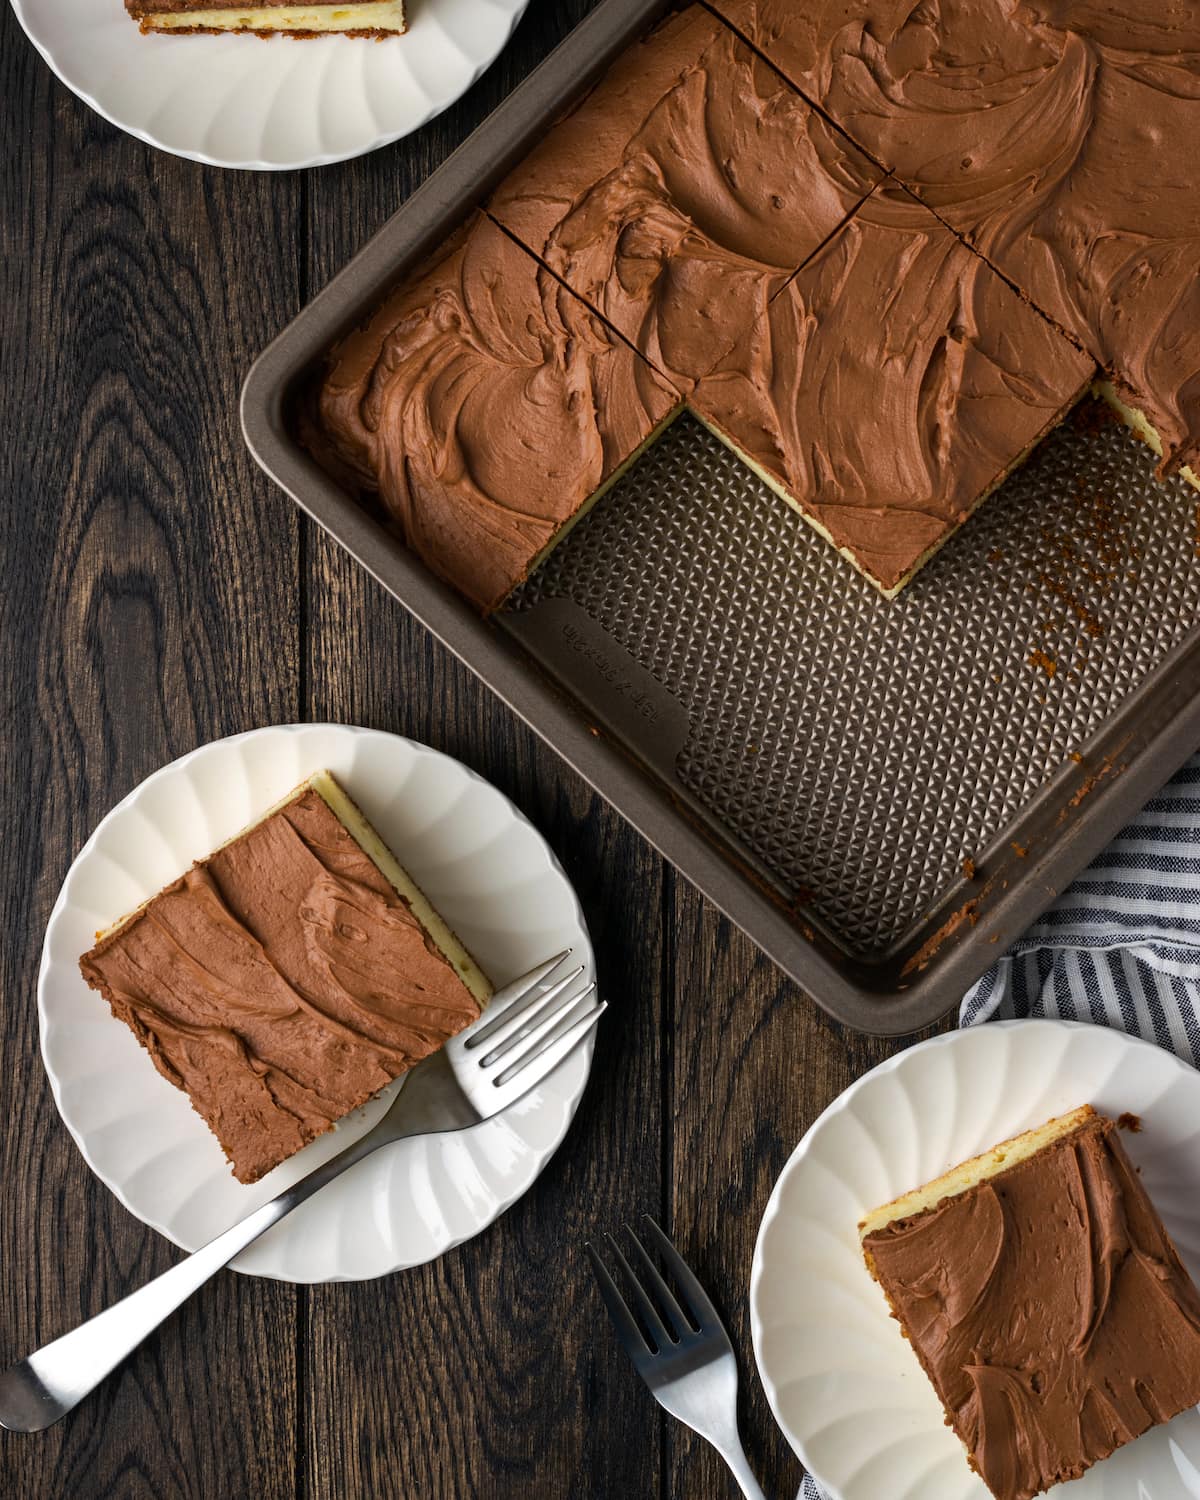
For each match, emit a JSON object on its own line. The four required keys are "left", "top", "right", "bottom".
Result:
{"left": 0, "top": 5, "right": 945, "bottom": 1496}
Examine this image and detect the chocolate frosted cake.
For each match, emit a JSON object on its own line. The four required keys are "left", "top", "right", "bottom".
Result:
{"left": 861, "top": 1105, "right": 1200, "bottom": 1500}
{"left": 79, "top": 772, "right": 489, "bottom": 1184}
{"left": 712, "top": 0, "right": 1200, "bottom": 487}
{"left": 306, "top": 213, "right": 679, "bottom": 610}
{"left": 690, "top": 184, "right": 1095, "bottom": 594}
{"left": 300, "top": 1, "right": 1200, "bottom": 605}
{"left": 488, "top": 5, "right": 880, "bottom": 392}
{"left": 125, "top": 0, "right": 406, "bottom": 37}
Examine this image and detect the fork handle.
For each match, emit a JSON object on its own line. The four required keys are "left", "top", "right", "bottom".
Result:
{"left": 0, "top": 1124, "right": 388, "bottom": 1433}
{"left": 716, "top": 1440, "right": 768, "bottom": 1500}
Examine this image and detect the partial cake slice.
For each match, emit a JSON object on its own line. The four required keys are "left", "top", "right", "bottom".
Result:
{"left": 711, "top": 1, "right": 1200, "bottom": 487}
{"left": 302, "top": 212, "right": 681, "bottom": 610}
{"left": 861, "top": 1104, "right": 1200, "bottom": 1500}
{"left": 688, "top": 183, "right": 1096, "bottom": 595}
{"left": 124, "top": 0, "right": 405, "bottom": 37}
{"left": 487, "top": 4, "right": 880, "bottom": 393}
{"left": 79, "top": 771, "right": 489, "bottom": 1184}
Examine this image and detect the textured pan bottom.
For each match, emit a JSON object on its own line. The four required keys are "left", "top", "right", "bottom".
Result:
{"left": 507, "top": 404, "right": 1200, "bottom": 957}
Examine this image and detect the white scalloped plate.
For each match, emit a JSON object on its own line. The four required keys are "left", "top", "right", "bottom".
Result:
{"left": 9, "top": 0, "right": 528, "bottom": 169}
{"left": 38, "top": 723, "right": 595, "bottom": 1282}
{"left": 753, "top": 1021, "right": 1200, "bottom": 1500}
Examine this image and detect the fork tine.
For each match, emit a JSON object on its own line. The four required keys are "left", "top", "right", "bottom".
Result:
{"left": 465, "top": 959, "right": 582, "bottom": 1050}
{"left": 585, "top": 1243, "right": 651, "bottom": 1362}
{"left": 605, "top": 1234, "right": 673, "bottom": 1353}
{"left": 624, "top": 1224, "right": 695, "bottom": 1339}
{"left": 475, "top": 967, "right": 588, "bottom": 1062}
{"left": 492, "top": 990, "right": 602, "bottom": 1089}
{"left": 467, "top": 949, "right": 572, "bottom": 1035}
{"left": 640, "top": 1216, "right": 722, "bottom": 1333}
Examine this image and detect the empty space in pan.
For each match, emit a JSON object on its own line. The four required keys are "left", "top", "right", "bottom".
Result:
{"left": 505, "top": 403, "right": 1200, "bottom": 958}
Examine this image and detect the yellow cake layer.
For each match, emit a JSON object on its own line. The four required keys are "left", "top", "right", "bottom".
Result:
{"left": 97, "top": 769, "right": 491, "bottom": 1007}
{"left": 858, "top": 1103, "right": 1097, "bottom": 1240}
{"left": 509, "top": 402, "right": 686, "bottom": 598}
{"left": 140, "top": 2, "right": 405, "bottom": 32}
{"left": 692, "top": 376, "right": 1092, "bottom": 599}
{"left": 309, "top": 771, "right": 491, "bottom": 1006}
{"left": 1096, "top": 380, "right": 1200, "bottom": 493}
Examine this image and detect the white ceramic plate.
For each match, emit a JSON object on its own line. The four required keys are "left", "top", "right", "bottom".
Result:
{"left": 9, "top": 0, "right": 529, "bottom": 169}
{"left": 38, "top": 723, "right": 595, "bottom": 1283}
{"left": 752, "top": 1021, "right": 1200, "bottom": 1500}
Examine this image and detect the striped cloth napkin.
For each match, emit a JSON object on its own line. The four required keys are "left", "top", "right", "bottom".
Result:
{"left": 799, "top": 750, "right": 1200, "bottom": 1500}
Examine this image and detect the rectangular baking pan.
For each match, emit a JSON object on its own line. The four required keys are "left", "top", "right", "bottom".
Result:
{"left": 241, "top": 0, "right": 1200, "bottom": 1036}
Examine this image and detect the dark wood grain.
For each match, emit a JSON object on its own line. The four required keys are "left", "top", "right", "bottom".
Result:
{"left": 664, "top": 879, "right": 951, "bottom": 1499}
{"left": 2, "top": 1, "right": 931, "bottom": 1497}
{"left": 0, "top": 6, "right": 303, "bottom": 1496}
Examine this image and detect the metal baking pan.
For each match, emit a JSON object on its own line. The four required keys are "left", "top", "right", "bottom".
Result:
{"left": 241, "top": 0, "right": 1200, "bottom": 1035}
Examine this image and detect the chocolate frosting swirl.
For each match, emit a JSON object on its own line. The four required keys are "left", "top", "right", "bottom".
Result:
{"left": 690, "top": 184, "right": 1094, "bottom": 591}
{"left": 310, "top": 213, "right": 678, "bottom": 610}
{"left": 713, "top": 0, "right": 1200, "bottom": 474}
{"left": 864, "top": 1116, "right": 1200, "bottom": 1500}
{"left": 80, "top": 788, "right": 482, "bottom": 1183}
{"left": 489, "top": 6, "right": 879, "bottom": 391}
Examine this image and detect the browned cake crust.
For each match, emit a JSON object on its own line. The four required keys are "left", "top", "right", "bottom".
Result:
{"left": 862, "top": 1111, "right": 1200, "bottom": 1500}
{"left": 79, "top": 780, "right": 482, "bottom": 1184}
{"left": 131, "top": 26, "right": 401, "bottom": 38}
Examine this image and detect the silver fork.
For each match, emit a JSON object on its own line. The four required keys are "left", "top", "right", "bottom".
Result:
{"left": 586, "top": 1216, "right": 767, "bottom": 1500}
{"left": 0, "top": 951, "right": 603, "bottom": 1434}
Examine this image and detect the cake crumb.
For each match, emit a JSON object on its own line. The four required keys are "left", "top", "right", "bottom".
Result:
{"left": 1070, "top": 396, "right": 1121, "bottom": 437}
{"left": 1118, "top": 1112, "right": 1143, "bottom": 1133}
{"left": 1011, "top": 842, "right": 1029, "bottom": 858}
{"left": 1028, "top": 649, "right": 1058, "bottom": 679}
{"left": 1069, "top": 751, "right": 1084, "bottom": 763}
{"left": 962, "top": 857, "right": 977, "bottom": 880}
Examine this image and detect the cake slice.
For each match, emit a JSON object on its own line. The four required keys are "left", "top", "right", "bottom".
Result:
{"left": 710, "top": 1, "right": 1200, "bottom": 487}
{"left": 302, "top": 212, "right": 681, "bottom": 611}
{"left": 79, "top": 771, "right": 489, "bottom": 1184}
{"left": 861, "top": 1104, "right": 1200, "bottom": 1500}
{"left": 124, "top": 0, "right": 405, "bottom": 38}
{"left": 486, "top": 4, "right": 880, "bottom": 393}
{"left": 688, "top": 182, "right": 1095, "bottom": 595}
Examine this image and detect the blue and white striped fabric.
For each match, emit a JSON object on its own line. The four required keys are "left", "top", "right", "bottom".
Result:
{"left": 799, "top": 750, "right": 1200, "bottom": 1500}
{"left": 960, "top": 751, "right": 1200, "bottom": 1052}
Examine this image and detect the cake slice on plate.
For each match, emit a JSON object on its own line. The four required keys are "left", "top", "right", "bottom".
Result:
{"left": 860, "top": 1103, "right": 1200, "bottom": 1500}
{"left": 79, "top": 771, "right": 489, "bottom": 1184}
{"left": 124, "top": 0, "right": 406, "bottom": 38}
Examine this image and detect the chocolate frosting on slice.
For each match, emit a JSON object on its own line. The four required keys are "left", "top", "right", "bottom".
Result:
{"left": 690, "top": 184, "right": 1094, "bottom": 591}
{"left": 711, "top": 1, "right": 1200, "bottom": 475}
{"left": 307, "top": 213, "right": 679, "bottom": 610}
{"left": 79, "top": 787, "right": 482, "bottom": 1184}
{"left": 864, "top": 1116, "right": 1200, "bottom": 1500}
{"left": 489, "top": 5, "right": 880, "bottom": 390}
